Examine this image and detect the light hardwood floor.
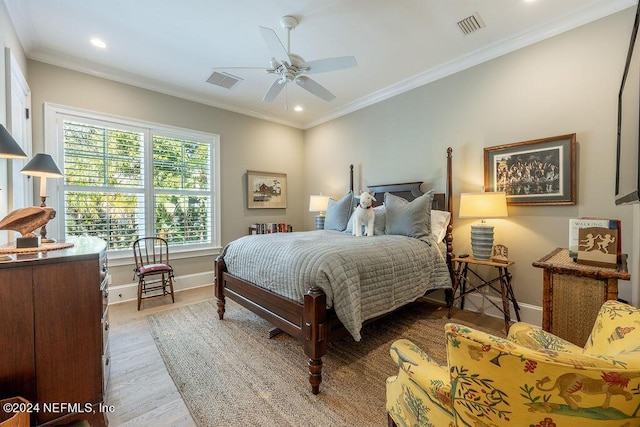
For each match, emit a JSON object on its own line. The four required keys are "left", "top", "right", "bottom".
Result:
{"left": 105, "top": 286, "right": 215, "bottom": 426}
{"left": 102, "top": 286, "right": 505, "bottom": 426}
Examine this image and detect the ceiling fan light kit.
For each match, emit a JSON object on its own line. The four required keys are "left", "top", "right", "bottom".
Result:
{"left": 214, "top": 14, "right": 357, "bottom": 107}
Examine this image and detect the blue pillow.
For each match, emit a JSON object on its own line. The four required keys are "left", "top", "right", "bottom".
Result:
{"left": 384, "top": 190, "right": 434, "bottom": 239}
{"left": 323, "top": 191, "right": 353, "bottom": 231}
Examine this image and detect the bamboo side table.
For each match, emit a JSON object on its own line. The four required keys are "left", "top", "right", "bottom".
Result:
{"left": 449, "top": 256, "right": 520, "bottom": 334}
{"left": 532, "top": 248, "right": 630, "bottom": 346}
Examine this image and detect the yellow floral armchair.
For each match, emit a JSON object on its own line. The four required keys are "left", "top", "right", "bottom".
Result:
{"left": 386, "top": 300, "right": 640, "bottom": 426}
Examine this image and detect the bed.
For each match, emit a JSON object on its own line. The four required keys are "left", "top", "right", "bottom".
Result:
{"left": 215, "top": 147, "right": 454, "bottom": 394}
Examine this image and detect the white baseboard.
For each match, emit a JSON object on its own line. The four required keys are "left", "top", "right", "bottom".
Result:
{"left": 452, "top": 292, "right": 542, "bottom": 327}
{"left": 108, "top": 271, "right": 213, "bottom": 305}
{"left": 112, "top": 271, "right": 544, "bottom": 328}
{"left": 425, "top": 291, "right": 542, "bottom": 328}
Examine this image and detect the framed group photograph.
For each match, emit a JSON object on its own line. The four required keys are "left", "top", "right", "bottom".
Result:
{"left": 247, "top": 170, "right": 287, "bottom": 209}
{"left": 484, "top": 134, "right": 576, "bottom": 206}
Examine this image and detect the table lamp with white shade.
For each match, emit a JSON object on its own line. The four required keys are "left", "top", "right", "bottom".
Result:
{"left": 20, "top": 153, "right": 63, "bottom": 243}
{"left": 309, "top": 194, "right": 330, "bottom": 230}
{"left": 459, "top": 192, "right": 508, "bottom": 260}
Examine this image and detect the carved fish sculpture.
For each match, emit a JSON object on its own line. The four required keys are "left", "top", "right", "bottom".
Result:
{"left": 0, "top": 206, "right": 56, "bottom": 238}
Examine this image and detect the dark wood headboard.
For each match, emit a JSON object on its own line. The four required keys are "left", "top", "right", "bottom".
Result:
{"left": 365, "top": 182, "right": 446, "bottom": 211}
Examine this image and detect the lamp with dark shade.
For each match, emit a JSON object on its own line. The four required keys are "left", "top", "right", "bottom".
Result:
{"left": 0, "top": 124, "right": 27, "bottom": 159}
{"left": 459, "top": 192, "right": 508, "bottom": 260}
{"left": 20, "top": 153, "right": 63, "bottom": 243}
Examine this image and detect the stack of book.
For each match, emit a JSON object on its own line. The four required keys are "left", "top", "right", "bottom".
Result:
{"left": 249, "top": 223, "right": 293, "bottom": 234}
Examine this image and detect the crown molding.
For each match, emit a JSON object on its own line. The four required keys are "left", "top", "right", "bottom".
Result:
{"left": 28, "top": 48, "right": 304, "bottom": 129}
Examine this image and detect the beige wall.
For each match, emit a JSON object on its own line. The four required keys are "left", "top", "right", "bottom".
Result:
{"left": 9, "top": 7, "right": 640, "bottom": 313}
{"left": 304, "top": 8, "right": 637, "bottom": 313}
{"left": 27, "top": 61, "right": 305, "bottom": 288}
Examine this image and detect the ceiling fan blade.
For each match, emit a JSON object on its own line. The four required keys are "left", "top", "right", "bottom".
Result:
{"left": 296, "top": 76, "right": 336, "bottom": 102}
{"left": 262, "top": 79, "right": 286, "bottom": 102}
{"left": 301, "top": 56, "right": 357, "bottom": 74}
{"left": 259, "top": 26, "right": 290, "bottom": 63}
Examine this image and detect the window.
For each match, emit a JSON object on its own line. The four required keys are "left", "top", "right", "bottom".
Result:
{"left": 45, "top": 104, "right": 220, "bottom": 254}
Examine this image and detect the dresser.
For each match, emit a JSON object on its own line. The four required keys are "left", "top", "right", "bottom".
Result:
{"left": 0, "top": 237, "right": 109, "bottom": 426}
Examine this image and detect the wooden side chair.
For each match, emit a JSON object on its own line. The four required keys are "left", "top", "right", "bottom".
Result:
{"left": 133, "top": 237, "right": 175, "bottom": 310}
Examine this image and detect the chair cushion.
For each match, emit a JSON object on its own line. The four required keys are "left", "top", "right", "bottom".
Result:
{"left": 137, "top": 263, "right": 172, "bottom": 275}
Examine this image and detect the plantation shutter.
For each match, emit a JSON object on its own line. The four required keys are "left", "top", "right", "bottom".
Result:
{"left": 60, "top": 114, "right": 215, "bottom": 252}
{"left": 63, "top": 120, "right": 145, "bottom": 250}
{"left": 152, "top": 134, "right": 212, "bottom": 245}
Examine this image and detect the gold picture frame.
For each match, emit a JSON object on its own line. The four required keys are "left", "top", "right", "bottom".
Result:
{"left": 247, "top": 170, "right": 287, "bottom": 209}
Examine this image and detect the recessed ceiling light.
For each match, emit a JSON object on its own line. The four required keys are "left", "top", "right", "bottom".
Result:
{"left": 90, "top": 38, "right": 107, "bottom": 49}
{"left": 294, "top": 105, "right": 303, "bottom": 112}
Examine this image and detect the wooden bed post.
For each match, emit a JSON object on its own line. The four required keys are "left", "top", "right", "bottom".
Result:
{"left": 215, "top": 256, "right": 226, "bottom": 320}
{"left": 349, "top": 164, "right": 354, "bottom": 193}
{"left": 445, "top": 147, "right": 454, "bottom": 306}
{"left": 303, "top": 286, "right": 328, "bottom": 395}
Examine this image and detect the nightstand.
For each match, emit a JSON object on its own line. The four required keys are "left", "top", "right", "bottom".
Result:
{"left": 448, "top": 256, "right": 520, "bottom": 333}
{"left": 532, "top": 248, "right": 630, "bottom": 346}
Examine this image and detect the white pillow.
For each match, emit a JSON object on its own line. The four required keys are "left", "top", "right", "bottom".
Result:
{"left": 431, "top": 209, "right": 451, "bottom": 242}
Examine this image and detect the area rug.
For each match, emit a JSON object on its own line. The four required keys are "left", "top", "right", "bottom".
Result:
{"left": 146, "top": 298, "right": 502, "bottom": 427}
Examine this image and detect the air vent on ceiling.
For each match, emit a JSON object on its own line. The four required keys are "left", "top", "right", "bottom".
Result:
{"left": 457, "top": 12, "right": 486, "bottom": 36}
{"left": 206, "top": 71, "right": 243, "bottom": 89}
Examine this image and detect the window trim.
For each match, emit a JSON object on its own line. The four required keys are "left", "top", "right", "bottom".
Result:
{"left": 43, "top": 102, "right": 221, "bottom": 259}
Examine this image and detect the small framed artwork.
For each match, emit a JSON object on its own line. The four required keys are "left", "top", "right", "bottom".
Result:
{"left": 491, "top": 244, "right": 509, "bottom": 264}
{"left": 247, "top": 170, "right": 287, "bottom": 209}
{"left": 484, "top": 134, "right": 576, "bottom": 206}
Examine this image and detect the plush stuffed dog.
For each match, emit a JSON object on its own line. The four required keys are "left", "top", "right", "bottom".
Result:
{"left": 353, "top": 191, "right": 376, "bottom": 237}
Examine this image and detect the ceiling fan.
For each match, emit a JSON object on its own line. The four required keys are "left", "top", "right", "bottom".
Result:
{"left": 215, "top": 16, "right": 357, "bottom": 104}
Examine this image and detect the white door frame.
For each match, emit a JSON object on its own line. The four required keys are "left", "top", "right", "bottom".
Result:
{"left": 4, "top": 47, "right": 33, "bottom": 243}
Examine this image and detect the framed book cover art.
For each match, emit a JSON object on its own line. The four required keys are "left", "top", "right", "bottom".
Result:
{"left": 247, "top": 170, "right": 287, "bottom": 209}
{"left": 484, "top": 134, "right": 576, "bottom": 206}
{"left": 576, "top": 226, "right": 619, "bottom": 268}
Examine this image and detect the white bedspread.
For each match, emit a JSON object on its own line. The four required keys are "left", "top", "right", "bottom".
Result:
{"left": 219, "top": 230, "right": 451, "bottom": 340}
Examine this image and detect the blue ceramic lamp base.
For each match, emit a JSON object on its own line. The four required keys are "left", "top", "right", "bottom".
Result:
{"left": 470, "top": 224, "right": 494, "bottom": 260}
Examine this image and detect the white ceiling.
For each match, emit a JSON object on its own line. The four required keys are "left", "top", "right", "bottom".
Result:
{"left": 3, "top": 0, "right": 636, "bottom": 129}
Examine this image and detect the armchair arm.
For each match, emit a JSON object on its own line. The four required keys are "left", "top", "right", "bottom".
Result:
{"left": 389, "top": 339, "right": 451, "bottom": 407}
{"left": 507, "top": 322, "right": 585, "bottom": 354}
{"left": 445, "top": 323, "right": 640, "bottom": 426}
{"left": 584, "top": 299, "right": 640, "bottom": 355}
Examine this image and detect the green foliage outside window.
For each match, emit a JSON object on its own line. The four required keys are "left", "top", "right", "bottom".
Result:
{"left": 63, "top": 121, "right": 212, "bottom": 250}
